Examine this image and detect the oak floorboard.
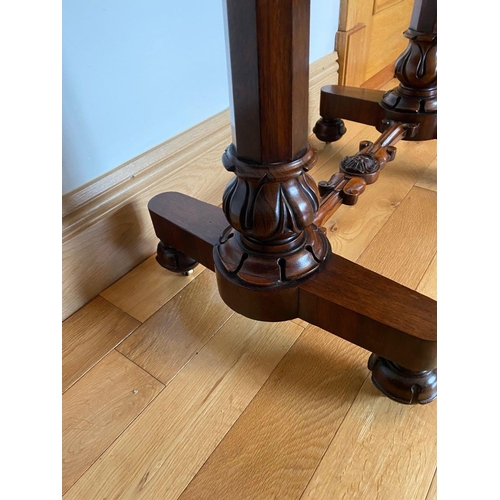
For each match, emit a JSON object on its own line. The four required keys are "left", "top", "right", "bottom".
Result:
{"left": 357, "top": 186, "right": 437, "bottom": 289}
{"left": 291, "top": 318, "right": 309, "bottom": 328}
{"left": 415, "top": 155, "right": 437, "bottom": 192}
{"left": 117, "top": 271, "right": 233, "bottom": 384}
{"left": 178, "top": 325, "right": 369, "bottom": 500}
{"left": 63, "top": 315, "right": 304, "bottom": 500}
{"left": 62, "top": 296, "right": 140, "bottom": 393}
{"left": 100, "top": 255, "right": 205, "bottom": 322}
{"left": 62, "top": 350, "right": 164, "bottom": 494}
{"left": 301, "top": 379, "right": 437, "bottom": 500}
{"left": 425, "top": 470, "right": 437, "bottom": 500}
{"left": 417, "top": 253, "right": 437, "bottom": 300}
{"left": 313, "top": 138, "right": 436, "bottom": 262}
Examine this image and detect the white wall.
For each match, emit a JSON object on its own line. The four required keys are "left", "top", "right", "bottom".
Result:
{"left": 62, "top": 0, "right": 340, "bottom": 195}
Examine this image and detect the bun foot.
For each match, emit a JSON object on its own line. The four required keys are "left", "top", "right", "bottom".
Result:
{"left": 368, "top": 353, "right": 437, "bottom": 405}
{"left": 313, "top": 117, "right": 346, "bottom": 143}
{"left": 156, "top": 241, "right": 198, "bottom": 274}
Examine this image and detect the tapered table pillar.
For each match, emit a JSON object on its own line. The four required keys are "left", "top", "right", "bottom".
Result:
{"left": 215, "top": 0, "right": 330, "bottom": 316}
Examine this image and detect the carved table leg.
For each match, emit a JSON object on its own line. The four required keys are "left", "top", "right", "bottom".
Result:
{"left": 314, "top": 0, "right": 437, "bottom": 143}
{"left": 147, "top": 0, "right": 437, "bottom": 405}
{"left": 213, "top": 0, "right": 330, "bottom": 319}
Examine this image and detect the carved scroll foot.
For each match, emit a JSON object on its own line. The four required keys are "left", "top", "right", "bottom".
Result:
{"left": 313, "top": 117, "right": 346, "bottom": 143}
{"left": 368, "top": 353, "right": 437, "bottom": 405}
{"left": 155, "top": 241, "right": 198, "bottom": 275}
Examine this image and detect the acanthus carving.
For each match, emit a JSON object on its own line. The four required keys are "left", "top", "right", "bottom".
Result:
{"left": 221, "top": 144, "right": 320, "bottom": 243}
{"left": 395, "top": 30, "right": 437, "bottom": 90}
{"left": 216, "top": 144, "right": 329, "bottom": 286}
{"left": 382, "top": 29, "right": 437, "bottom": 113}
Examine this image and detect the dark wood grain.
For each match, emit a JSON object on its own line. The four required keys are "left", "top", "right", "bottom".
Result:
{"left": 148, "top": 192, "right": 228, "bottom": 272}
{"left": 299, "top": 252, "right": 436, "bottom": 371}
{"left": 318, "top": 86, "right": 385, "bottom": 128}
{"left": 225, "top": 0, "right": 310, "bottom": 163}
{"left": 216, "top": 0, "right": 329, "bottom": 287}
{"left": 149, "top": 192, "right": 436, "bottom": 372}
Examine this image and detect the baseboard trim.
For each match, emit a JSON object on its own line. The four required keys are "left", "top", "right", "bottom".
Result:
{"left": 62, "top": 52, "right": 339, "bottom": 321}
{"left": 360, "top": 62, "right": 396, "bottom": 90}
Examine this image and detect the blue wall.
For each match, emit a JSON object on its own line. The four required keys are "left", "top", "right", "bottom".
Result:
{"left": 62, "top": 0, "right": 340, "bottom": 194}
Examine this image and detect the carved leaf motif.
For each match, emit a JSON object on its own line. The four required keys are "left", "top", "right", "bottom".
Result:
{"left": 395, "top": 33, "right": 437, "bottom": 89}
{"left": 222, "top": 172, "right": 319, "bottom": 241}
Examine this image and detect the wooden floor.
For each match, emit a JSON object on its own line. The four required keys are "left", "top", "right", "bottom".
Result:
{"left": 62, "top": 79, "right": 437, "bottom": 499}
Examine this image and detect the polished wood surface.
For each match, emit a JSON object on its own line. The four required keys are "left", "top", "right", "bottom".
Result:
{"left": 62, "top": 350, "right": 163, "bottom": 493}
{"left": 299, "top": 250, "right": 436, "bottom": 370}
{"left": 149, "top": 188, "right": 435, "bottom": 372}
{"left": 217, "top": 0, "right": 330, "bottom": 292}
{"left": 225, "top": 0, "right": 310, "bottom": 163}
{"left": 149, "top": 192, "right": 228, "bottom": 271}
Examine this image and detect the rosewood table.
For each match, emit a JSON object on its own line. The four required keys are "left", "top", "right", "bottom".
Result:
{"left": 148, "top": 0, "right": 437, "bottom": 405}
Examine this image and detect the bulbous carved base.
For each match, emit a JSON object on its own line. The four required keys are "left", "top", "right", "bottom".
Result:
{"left": 215, "top": 225, "right": 329, "bottom": 287}
{"left": 368, "top": 353, "right": 437, "bottom": 405}
{"left": 156, "top": 241, "right": 198, "bottom": 274}
{"left": 382, "top": 29, "right": 437, "bottom": 115}
{"left": 382, "top": 85, "right": 437, "bottom": 114}
{"left": 313, "top": 117, "right": 347, "bottom": 143}
{"left": 213, "top": 226, "right": 331, "bottom": 322}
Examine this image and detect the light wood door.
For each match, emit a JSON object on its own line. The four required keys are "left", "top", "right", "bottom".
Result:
{"left": 337, "top": 0, "right": 414, "bottom": 86}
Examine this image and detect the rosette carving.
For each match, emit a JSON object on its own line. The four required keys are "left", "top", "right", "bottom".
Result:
{"left": 338, "top": 123, "right": 407, "bottom": 184}
{"left": 340, "top": 153, "right": 378, "bottom": 175}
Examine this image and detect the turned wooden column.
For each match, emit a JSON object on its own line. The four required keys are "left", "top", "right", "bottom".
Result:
{"left": 215, "top": 0, "right": 329, "bottom": 319}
